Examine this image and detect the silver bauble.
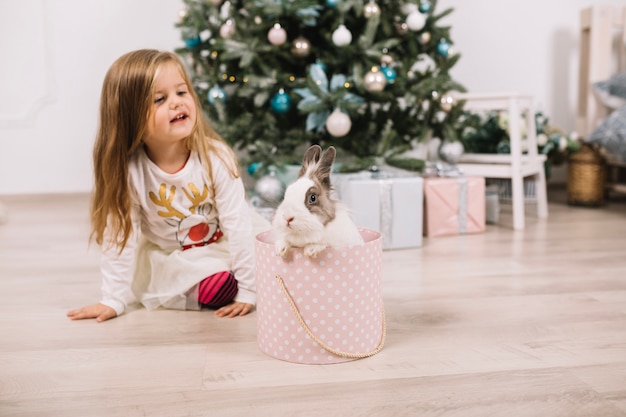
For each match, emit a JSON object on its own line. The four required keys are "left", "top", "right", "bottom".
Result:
{"left": 364, "top": 68, "right": 386, "bottom": 93}
{"left": 438, "top": 140, "right": 465, "bottom": 165}
{"left": 291, "top": 37, "right": 311, "bottom": 58}
{"left": 364, "top": 1, "right": 381, "bottom": 18}
{"left": 255, "top": 173, "right": 285, "bottom": 204}
{"left": 440, "top": 94, "right": 455, "bottom": 112}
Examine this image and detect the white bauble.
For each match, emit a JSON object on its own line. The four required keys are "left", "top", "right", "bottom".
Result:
{"left": 326, "top": 109, "right": 352, "bottom": 137}
{"left": 332, "top": 24, "right": 352, "bottom": 46}
{"left": 406, "top": 11, "right": 426, "bottom": 31}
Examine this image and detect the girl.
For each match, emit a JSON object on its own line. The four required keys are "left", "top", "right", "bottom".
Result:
{"left": 67, "top": 49, "right": 268, "bottom": 322}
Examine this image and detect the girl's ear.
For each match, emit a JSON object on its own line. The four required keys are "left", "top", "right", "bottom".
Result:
{"left": 298, "top": 145, "right": 323, "bottom": 178}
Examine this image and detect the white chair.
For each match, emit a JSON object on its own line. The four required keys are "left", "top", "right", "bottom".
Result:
{"left": 452, "top": 92, "right": 549, "bottom": 230}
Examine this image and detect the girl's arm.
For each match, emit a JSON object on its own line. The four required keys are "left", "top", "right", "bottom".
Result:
{"left": 211, "top": 156, "right": 256, "bottom": 307}
{"left": 67, "top": 208, "right": 139, "bottom": 322}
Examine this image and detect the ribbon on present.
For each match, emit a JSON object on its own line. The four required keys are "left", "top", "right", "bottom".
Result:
{"left": 377, "top": 178, "right": 393, "bottom": 248}
{"left": 423, "top": 161, "right": 463, "bottom": 178}
{"left": 458, "top": 177, "right": 468, "bottom": 233}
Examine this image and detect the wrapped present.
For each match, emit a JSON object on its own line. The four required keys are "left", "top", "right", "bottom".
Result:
{"left": 423, "top": 176, "right": 486, "bottom": 237}
{"left": 334, "top": 172, "right": 423, "bottom": 249}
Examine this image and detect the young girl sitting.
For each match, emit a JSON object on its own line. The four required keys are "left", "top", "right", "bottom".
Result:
{"left": 67, "top": 49, "right": 269, "bottom": 322}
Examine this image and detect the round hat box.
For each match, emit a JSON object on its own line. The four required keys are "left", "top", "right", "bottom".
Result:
{"left": 255, "top": 228, "right": 385, "bottom": 364}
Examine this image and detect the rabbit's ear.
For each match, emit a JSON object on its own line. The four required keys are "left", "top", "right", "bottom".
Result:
{"left": 314, "top": 146, "right": 336, "bottom": 188}
{"left": 298, "top": 145, "right": 322, "bottom": 177}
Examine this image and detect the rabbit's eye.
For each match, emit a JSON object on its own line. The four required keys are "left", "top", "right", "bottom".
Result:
{"left": 308, "top": 193, "right": 317, "bottom": 204}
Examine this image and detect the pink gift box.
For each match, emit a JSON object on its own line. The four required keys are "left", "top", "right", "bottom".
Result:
{"left": 255, "top": 229, "right": 385, "bottom": 364}
{"left": 423, "top": 176, "right": 486, "bottom": 237}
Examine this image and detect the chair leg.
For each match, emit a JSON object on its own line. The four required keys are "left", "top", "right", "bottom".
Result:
{"left": 511, "top": 174, "right": 526, "bottom": 230}
{"left": 535, "top": 168, "right": 549, "bottom": 218}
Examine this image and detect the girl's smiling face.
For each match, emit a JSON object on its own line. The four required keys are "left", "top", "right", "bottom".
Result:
{"left": 143, "top": 61, "right": 197, "bottom": 153}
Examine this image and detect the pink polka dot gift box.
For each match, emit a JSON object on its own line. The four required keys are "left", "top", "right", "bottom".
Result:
{"left": 255, "top": 228, "right": 385, "bottom": 364}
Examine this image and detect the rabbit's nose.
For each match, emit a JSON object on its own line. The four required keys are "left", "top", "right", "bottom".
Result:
{"left": 285, "top": 216, "right": 294, "bottom": 226}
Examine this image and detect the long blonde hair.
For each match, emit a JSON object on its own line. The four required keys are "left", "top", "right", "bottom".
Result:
{"left": 91, "top": 49, "right": 239, "bottom": 251}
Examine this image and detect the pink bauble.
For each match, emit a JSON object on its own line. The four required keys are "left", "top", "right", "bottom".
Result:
{"left": 219, "top": 20, "right": 236, "bottom": 38}
{"left": 326, "top": 109, "right": 352, "bottom": 137}
{"left": 268, "top": 23, "right": 287, "bottom": 46}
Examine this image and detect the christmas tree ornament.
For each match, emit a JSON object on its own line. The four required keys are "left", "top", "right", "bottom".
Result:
{"left": 326, "top": 0, "right": 339, "bottom": 8}
{"left": 267, "top": 23, "right": 287, "bottom": 46}
{"left": 406, "top": 11, "right": 426, "bottom": 31}
{"left": 439, "top": 94, "right": 455, "bottom": 112}
{"left": 419, "top": 0, "right": 432, "bottom": 13}
{"left": 219, "top": 19, "right": 236, "bottom": 39}
{"left": 183, "top": 35, "right": 201, "bottom": 49}
{"left": 326, "top": 109, "right": 352, "bottom": 137}
{"left": 364, "top": 1, "right": 381, "bottom": 18}
{"left": 291, "top": 37, "right": 311, "bottom": 58}
{"left": 436, "top": 39, "right": 451, "bottom": 57}
{"left": 364, "top": 67, "right": 387, "bottom": 92}
{"left": 438, "top": 140, "right": 464, "bottom": 164}
{"left": 419, "top": 31, "right": 431, "bottom": 44}
{"left": 332, "top": 24, "right": 352, "bottom": 47}
{"left": 247, "top": 162, "right": 261, "bottom": 176}
{"left": 207, "top": 85, "right": 227, "bottom": 105}
{"left": 395, "top": 22, "right": 409, "bottom": 36}
{"left": 270, "top": 89, "right": 291, "bottom": 114}
{"left": 381, "top": 54, "right": 394, "bottom": 66}
{"left": 381, "top": 65, "right": 397, "bottom": 85}
{"left": 177, "top": 8, "right": 188, "bottom": 23}
{"left": 254, "top": 172, "right": 284, "bottom": 203}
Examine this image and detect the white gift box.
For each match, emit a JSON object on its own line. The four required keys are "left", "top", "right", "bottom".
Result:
{"left": 333, "top": 172, "right": 423, "bottom": 249}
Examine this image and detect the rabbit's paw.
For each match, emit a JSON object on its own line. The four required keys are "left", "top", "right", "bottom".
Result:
{"left": 304, "top": 243, "right": 327, "bottom": 258}
{"left": 275, "top": 240, "right": 291, "bottom": 257}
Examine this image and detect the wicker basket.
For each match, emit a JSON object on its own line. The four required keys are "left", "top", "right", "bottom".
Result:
{"left": 567, "top": 143, "right": 605, "bottom": 206}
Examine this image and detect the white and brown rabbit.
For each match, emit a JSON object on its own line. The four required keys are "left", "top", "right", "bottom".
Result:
{"left": 273, "top": 145, "right": 364, "bottom": 258}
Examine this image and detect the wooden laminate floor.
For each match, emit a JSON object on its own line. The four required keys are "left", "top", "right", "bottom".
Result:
{"left": 0, "top": 189, "right": 625, "bottom": 417}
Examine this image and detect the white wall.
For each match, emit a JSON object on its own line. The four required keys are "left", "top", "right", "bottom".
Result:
{"left": 0, "top": 0, "right": 184, "bottom": 195}
{"left": 0, "top": 0, "right": 622, "bottom": 195}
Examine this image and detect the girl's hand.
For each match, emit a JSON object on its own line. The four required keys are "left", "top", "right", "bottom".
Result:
{"left": 67, "top": 303, "right": 117, "bottom": 322}
{"left": 215, "top": 302, "right": 254, "bottom": 318}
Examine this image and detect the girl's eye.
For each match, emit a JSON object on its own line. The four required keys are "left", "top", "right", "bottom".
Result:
{"left": 154, "top": 96, "right": 165, "bottom": 104}
{"left": 177, "top": 90, "right": 188, "bottom": 96}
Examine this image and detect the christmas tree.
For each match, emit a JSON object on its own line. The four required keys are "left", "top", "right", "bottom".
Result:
{"left": 175, "top": 0, "right": 466, "bottom": 176}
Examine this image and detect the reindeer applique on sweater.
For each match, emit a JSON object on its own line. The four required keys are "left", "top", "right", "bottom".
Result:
{"left": 149, "top": 183, "right": 222, "bottom": 250}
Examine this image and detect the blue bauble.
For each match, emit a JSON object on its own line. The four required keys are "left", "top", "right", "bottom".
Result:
{"left": 270, "top": 90, "right": 291, "bottom": 114}
{"left": 184, "top": 35, "right": 201, "bottom": 49}
{"left": 419, "top": 0, "right": 431, "bottom": 13}
{"left": 326, "top": 0, "right": 339, "bottom": 8}
{"left": 247, "top": 162, "right": 261, "bottom": 176}
{"left": 436, "top": 39, "right": 450, "bottom": 57}
{"left": 207, "top": 85, "right": 227, "bottom": 105}
{"left": 381, "top": 65, "right": 397, "bottom": 85}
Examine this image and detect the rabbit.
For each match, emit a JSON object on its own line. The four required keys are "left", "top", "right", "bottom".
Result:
{"left": 272, "top": 144, "right": 364, "bottom": 258}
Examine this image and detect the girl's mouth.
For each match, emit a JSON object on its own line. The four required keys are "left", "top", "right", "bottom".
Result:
{"left": 171, "top": 114, "right": 187, "bottom": 123}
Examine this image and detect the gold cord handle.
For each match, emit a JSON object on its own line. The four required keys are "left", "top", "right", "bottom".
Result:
{"left": 275, "top": 274, "right": 386, "bottom": 359}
